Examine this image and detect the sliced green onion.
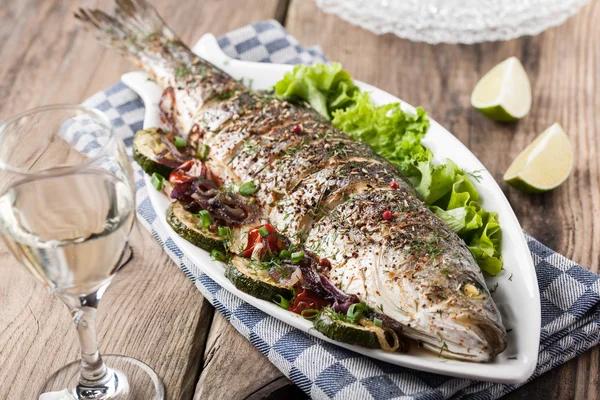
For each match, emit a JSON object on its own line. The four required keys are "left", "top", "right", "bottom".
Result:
{"left": 197, "top": 144, "right": 210, "bottom": 161}
{"left": 174, "top": 136, "right": 187, "bottom": 148}
{"left": 290, "top": 251, "right": 305, "bottom": 263}
{"left": 210, "top": 249, "right": 227, "bottom": 262}
{"left": 346, "top": 302, "right": 367, "bottom": 323}
{"left": 374, "top": 318, "right": 383, "bottom": 328}
{"left": 279, "top": 249, "right": 291, "bottom": 260}
{"left": 347, "top": 304, "right": 357, "bottom": 319}
{"left": 273, "top": 294, "right": 290, "bottom": 310}
{"left": 197, "top": 210, "right": 211, "bottom": 229}
{"left": 258, "top": 226, "right": 269, "bottom": 237}
{"left": 239, "top": 181, "right": 257, "bottom": 196}
{"left": 218, "top": 226, "right": 232, "bottom": 240}
{"left": 301, "top": 309, "right": 319, "bottom": 320}
{"left": 151, "top": 172, "right": 165, "bottom": 190}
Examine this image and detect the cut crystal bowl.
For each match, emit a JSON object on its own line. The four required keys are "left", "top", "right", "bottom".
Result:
{"left": 315, "top": 0, "right": 589, "bottom": 44}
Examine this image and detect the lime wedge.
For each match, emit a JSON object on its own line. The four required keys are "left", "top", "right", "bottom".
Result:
{"left": 504, "top": 123, "right": 573, "bottom": 193}
{"left": 471, "top": 57, "right": 531, "bottom": 122}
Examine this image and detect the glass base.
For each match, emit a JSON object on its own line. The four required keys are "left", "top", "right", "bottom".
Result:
{"left": 38, "top": 355, "right": 164, "bottom": 400}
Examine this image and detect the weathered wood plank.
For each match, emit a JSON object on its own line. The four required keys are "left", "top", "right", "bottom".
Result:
{"left": 284, "top": 0, "right": 599, "bottom": 398}
{"left": 0, "top": 0, "right": 285, "bottom": 399}
{"left": 194, "top": 312, "right": 288, "bottom": 400}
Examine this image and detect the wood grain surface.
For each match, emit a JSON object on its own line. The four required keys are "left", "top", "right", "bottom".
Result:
{"left": 0, "top": 0, "right": 598, "bottom": 399}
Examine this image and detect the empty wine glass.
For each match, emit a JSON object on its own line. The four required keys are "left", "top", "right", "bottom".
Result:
{"left": 0, "top": 105, "right": 164, "bottom": 399}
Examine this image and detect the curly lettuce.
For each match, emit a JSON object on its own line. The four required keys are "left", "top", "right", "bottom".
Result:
{"left": 275, "top": 63, "right": 503, "bottom": 275}
{"left": 274, "top": 62, "right": 359, "bottom": 119}
{"left": 332, "top": 93, "right": 430, "bottom": 176}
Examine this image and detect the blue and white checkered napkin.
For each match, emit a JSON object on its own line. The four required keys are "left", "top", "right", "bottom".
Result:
{"left": 84, "top": 20, "right": 600, "bottom": 399}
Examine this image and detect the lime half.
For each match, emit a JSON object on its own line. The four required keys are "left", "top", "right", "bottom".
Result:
{"left": 471, "top": 57, "right": 532, "bottom": 122}
{"left": 504, "top": 123, "right": 573, "bottom": 193}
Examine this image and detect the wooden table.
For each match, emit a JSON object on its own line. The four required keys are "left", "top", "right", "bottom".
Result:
{"left": 0, "top": 0, "right": 598, "bottom": 398}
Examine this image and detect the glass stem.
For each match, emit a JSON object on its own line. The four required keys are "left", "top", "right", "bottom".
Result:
{"left": 58, "top": 289, "right": 110, "bottom": 386}
{"left": 74, "top": 305, "right": 108, "bottom": 384}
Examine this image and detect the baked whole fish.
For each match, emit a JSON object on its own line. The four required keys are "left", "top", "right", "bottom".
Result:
{"left": 76, "top": 0, "right": 506, "bottom": 361}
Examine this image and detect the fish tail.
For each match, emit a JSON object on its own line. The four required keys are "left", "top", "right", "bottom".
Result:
{"left": 74, "top": 0, "right": 177, "bottom": 67}
{"left": 77, "top": 0, "right": 246, "bottom": 136}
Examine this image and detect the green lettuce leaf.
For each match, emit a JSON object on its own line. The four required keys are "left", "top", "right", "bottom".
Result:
{"left": 274, "top": 63, "right": 503, "bottom": 275}
{"left": 331, "top": 92, "right": 430, "bottom": 178}
{"left": 431, "top": 173, "right": 483, "bottom": 234}
{"left": 467, "top": 210, "right": 503, "bottom": 275}
{"left": 415, "top": 158, "right": 460, "bottom": 204}
{"left": 431, "top": 205, "right": 482, "bottom": 234}
{"left": 274, "top": 62, "right": 359, "bottom": 119}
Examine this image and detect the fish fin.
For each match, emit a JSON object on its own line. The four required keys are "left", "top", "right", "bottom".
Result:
{"left": 74, "top": 0, "right": 176, "bottom": 60}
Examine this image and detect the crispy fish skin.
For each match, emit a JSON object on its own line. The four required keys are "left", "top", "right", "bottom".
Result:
{"left": 76, "top": 0, "right": 506, "bottom": 361}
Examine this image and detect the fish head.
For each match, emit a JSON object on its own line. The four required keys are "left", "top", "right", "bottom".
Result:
{"left": 375, "top": 245, "right": 507, "bottom": 362}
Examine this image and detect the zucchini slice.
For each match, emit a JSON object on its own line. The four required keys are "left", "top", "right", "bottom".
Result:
{"left": 314, "top": 308, "right": 381, "bottom": 349}
{"left": 133, "top": 128, "right": 175, "bottom": 177}
{"left": 166, "top": 201, "right": 224, "bottom": 252}
{"left": 225, "top": 256, "right": 293, "bottom": 301}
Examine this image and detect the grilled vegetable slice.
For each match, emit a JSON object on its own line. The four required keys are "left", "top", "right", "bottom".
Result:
{"left": 314, "top": 308, "right": 380, "bottom": 349}
{"left": 166, "top": 201, "right": 224, "bottom": 251}
{"left": 133, "top": 128, "right": 175, "bottom": 177}
{"left": 314, "top": 307, "right": 402, "bottom": 352}
{"left": 225, "top": 256, "right": 293, "bottom": 301}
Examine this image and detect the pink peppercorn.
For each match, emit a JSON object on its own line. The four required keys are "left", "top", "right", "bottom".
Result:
{"left": 390, "top": 181, "right": 400, "bottom": 190}
{"left": 382, "top": 210, "right": 393, "bottom": 220}
{"left": 319, "top": 257, "right": 331, "bottom": 269}
{"left": 292, "top": 124, "right": 302, "bottom": 134}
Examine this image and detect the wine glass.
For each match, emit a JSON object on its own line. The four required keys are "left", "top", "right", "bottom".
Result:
{"left": 0, "top": 105, "right": 164, "bottom": 399}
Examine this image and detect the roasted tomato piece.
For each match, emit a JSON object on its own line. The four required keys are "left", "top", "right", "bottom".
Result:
{"left": 243, "top": 223, "right": 288, "bottom": 258}
{"left": 289, "top": 287, "right": 331, "bottom": 316}
{"left": 168, "top": 159, "right": 207, "bottom": 185}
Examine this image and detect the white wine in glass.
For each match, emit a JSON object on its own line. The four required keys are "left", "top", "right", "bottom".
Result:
{"left": 0, "top": 105, "right": 164, "bottom": 399}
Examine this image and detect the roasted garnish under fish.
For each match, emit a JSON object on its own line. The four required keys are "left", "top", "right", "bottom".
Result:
{"left": 76, "top": 0, "right": 506, "bottom": 361}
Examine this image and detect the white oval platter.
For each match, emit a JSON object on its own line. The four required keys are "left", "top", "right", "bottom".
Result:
{"left": 121, "top": 33, "right": 540, "bottom": 384}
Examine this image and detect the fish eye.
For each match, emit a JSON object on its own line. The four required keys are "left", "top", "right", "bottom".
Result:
{"left": 462, "top": 282, "right": 485, "bottom": 300}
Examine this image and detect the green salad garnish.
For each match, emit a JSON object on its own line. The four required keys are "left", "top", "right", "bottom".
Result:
{"left": 275, "top": 63, "right": 502, "bottom": 275}
{"left": 275, "top": 62, "right": 359, "bottom": 119}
